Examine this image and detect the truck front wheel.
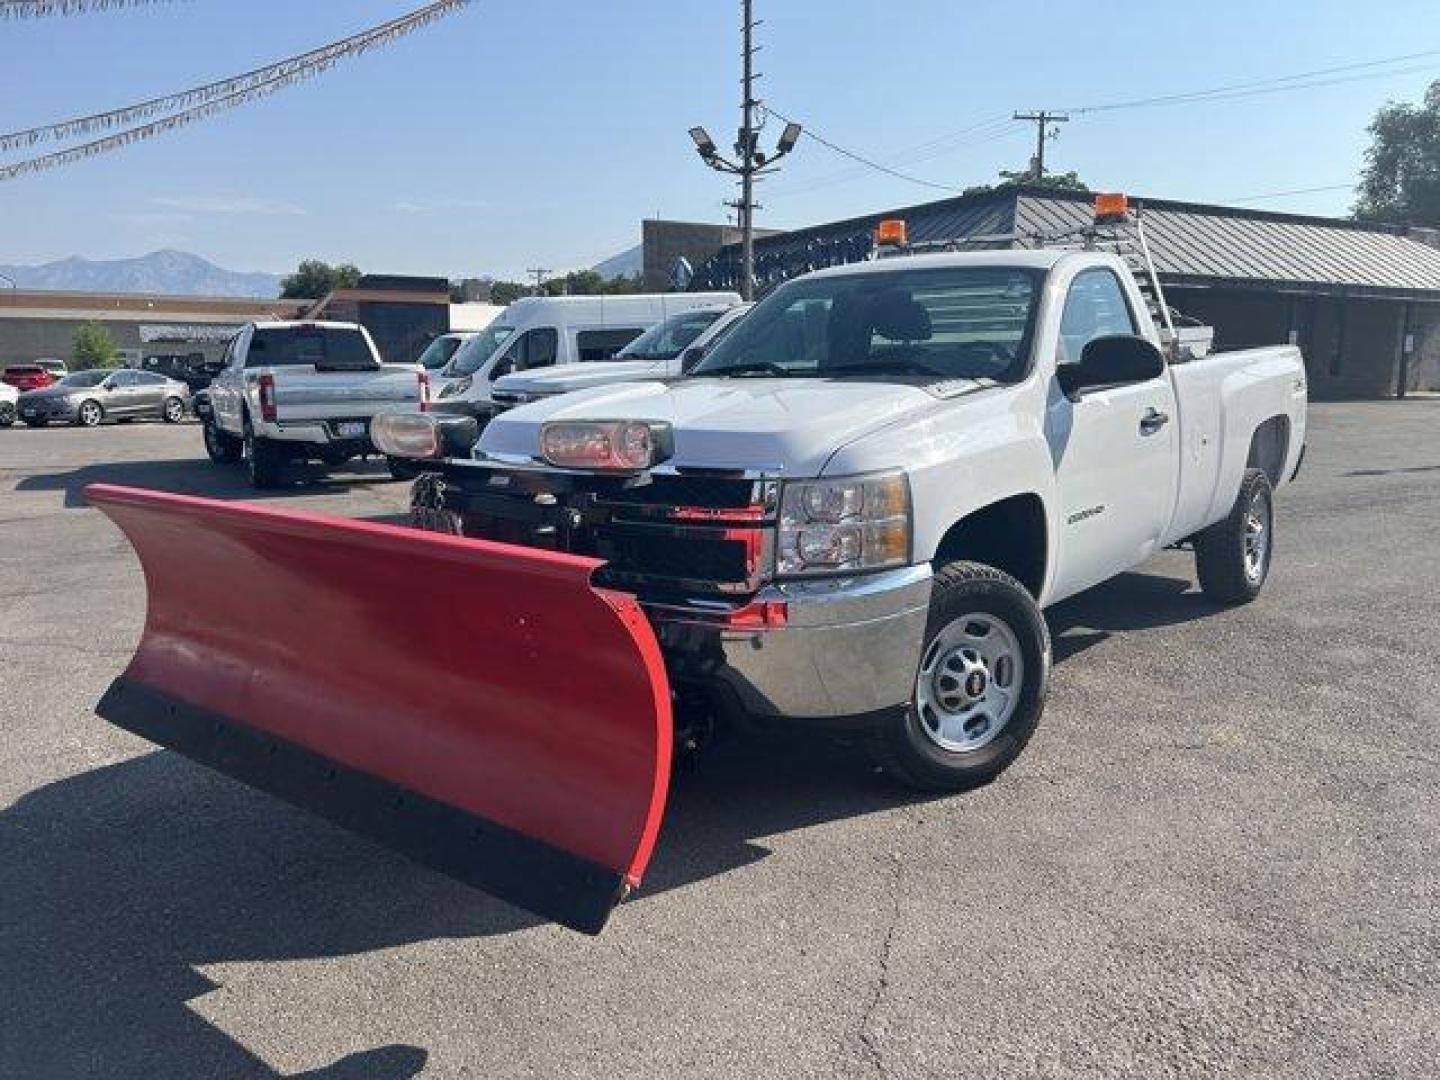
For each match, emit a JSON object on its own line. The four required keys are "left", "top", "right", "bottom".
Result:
{"left": 203, "top": 420, "right": 242, "bottom": 464}
{"left": 870, "top": 561, "right": 1050, "bottom": 792}
{"left": 1195, "top": 468, "right": 1273, "bottom": 606}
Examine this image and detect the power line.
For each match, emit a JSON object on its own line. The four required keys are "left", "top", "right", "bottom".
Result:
{"left": 1221, "top": 182, "right": 1355, "bottom": 204}
{"left": 765, "top": 116, "right": 1022, "bottom": 198}
{"left": 0, "top": 1, "right": 472, "bottom": 181}
{"left": 0, "top": 0, "right": 471, "bottom": 153}
{"left": 761, "top": 106, "right": 957, "bottom": 192}
{"left": 1067, "top": 48, "right": 1440, "bottom": 115}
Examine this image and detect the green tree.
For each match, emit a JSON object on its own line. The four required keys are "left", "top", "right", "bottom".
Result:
{"left": 962, "top": 169, "right": 1090, "bottom": 197}
{"left": 1354, "top": 80, "right": 1440, "bottom": 226}
{"left": 487, "top": 280, "right": 530, "bottom": 305}
{"left": 279, "top": 259, "right": 362, "bottom": 299}
{"left": 72, "top": 321, "right": 118, "bottom": 370}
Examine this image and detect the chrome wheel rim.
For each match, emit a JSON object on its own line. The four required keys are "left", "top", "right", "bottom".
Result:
{"left": 165, "top": 398, "right": 183, "bottom": 421}
{"left": 80, "top": 402, "right": 100, "bottom": 426}
{"left": 915, "top": 612, "right": 1024, "bottom": 753}
{"left": 1243, "top": 487, "right": 1271, "bottom": 583}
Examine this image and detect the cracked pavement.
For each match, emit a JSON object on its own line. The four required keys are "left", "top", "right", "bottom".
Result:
{"left": 1, "top": 403, "right": 1437, "bottom": 1078}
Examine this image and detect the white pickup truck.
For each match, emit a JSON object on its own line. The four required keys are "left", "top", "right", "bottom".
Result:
{"left": 203, "top": 320, "right": 428, "bottom": 488}
{"left": 380, "top": 220, "right": 1307, "bottom": 791}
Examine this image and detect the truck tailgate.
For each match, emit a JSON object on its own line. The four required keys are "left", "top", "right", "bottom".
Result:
{"left": 273, "top": 364, "right": 423, "bottom": 421}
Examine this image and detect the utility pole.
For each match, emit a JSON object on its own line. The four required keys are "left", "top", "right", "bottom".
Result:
{"left": 687, "top": 0, "right": 802, "bottom": 300}
{"left": 1013, "top": 110, "right": 1069, "bottom": 181}
{"left": 526, "top": 267, "right": 549, "bottom": 296}
{"left": 738, "top": 0, "right": 757, "bottom": 300}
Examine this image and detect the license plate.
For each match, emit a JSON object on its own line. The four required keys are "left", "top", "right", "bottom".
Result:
{"left": 22, "top": 409, "right": 36, "bottom": 417}
{"left": 336, "top": 421, "right": 367, "bottom": 438}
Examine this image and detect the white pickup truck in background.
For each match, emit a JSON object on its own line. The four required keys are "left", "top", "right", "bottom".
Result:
{"left": 389, "top": 199, "right": 1308, "bottom": 791}
{"left": 203, "top": 320, "right": 428, "bottom": 488}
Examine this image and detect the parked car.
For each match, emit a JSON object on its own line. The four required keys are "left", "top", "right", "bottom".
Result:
{"left": 18, "top": 368, "right": 190, "bottom": 427}
{"left": 36, "top": 357, "right": 68, "bottom": 380}
{"left": 416, "top": 330, "right": 477, "bottom": 397}
{"left": 203, "top": 320, "right": 427, "bottom": 488}
{"left": 431, "top": 291, "right": 741, "bottom": 416}
{"left": 490, "top": 302, "right": 752, "bottom": 409}
{"left": 2, "top": 364, "right": 57, "bottom": 392}
{"left": 0, "top": 380, "right": 16, "bottom": 427}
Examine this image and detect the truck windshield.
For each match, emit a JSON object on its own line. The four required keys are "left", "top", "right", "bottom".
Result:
{"left": 694, "top": 266, "right": 1041, "bottom": 383}
{"left": 447, "top": 325, "right": 515, "bottom": 376}
{"left": 416, "top": 335, "right": 466, "bottom": 370}
{"left": 613, "top": 309, "right": 723, "bottom": 362}
{"left": 246, "top": 327, "right": 377, "bottom": 371}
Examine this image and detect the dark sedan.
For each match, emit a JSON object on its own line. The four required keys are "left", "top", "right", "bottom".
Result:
{"left": 19, "top": 369, "right": 191, "bottom": 428}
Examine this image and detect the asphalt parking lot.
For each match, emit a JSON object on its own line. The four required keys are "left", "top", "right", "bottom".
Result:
{"left": 1, "top": 402, "right": 1437, "bottom": 1079}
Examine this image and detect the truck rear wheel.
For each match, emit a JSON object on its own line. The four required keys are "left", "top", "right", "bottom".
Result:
{"left": 243, "top": 420, "right": 284, "bottom": 489}
{"left": 1195, "top": 468, "right": 1273, "bottom": 606}
{"left": 870, "top": 560, "right": 1050, "bottom": 792}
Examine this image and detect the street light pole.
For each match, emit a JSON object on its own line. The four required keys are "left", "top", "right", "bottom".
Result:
{"left": 688, "top": 0, "right": 802, "bottom": 300}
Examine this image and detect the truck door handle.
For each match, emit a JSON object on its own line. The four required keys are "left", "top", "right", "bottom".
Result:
{"left": 1139, "top": 408, "right": 1170, "bottom": 434}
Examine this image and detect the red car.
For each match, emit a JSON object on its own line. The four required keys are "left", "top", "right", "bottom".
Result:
{"left": 2, "top": 365, "right": 56, "bottom": 391}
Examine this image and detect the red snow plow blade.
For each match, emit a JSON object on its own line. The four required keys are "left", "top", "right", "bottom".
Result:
{"left": 87, "top": 483, "right": 672, "bottom": 934}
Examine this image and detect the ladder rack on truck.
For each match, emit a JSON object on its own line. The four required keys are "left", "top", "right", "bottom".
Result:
{"left": 871, "top": 194, "right": 1213, "bottom": 362}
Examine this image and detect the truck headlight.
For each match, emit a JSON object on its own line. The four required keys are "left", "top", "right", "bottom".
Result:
{"left": 539, "top": 420, "right": 671, "bottom": 471}
{"left": 777, "top": 472, "right": 911, "bottom": 576}
{"left": 439, "top": 376, "right": 471, "bottom": 398}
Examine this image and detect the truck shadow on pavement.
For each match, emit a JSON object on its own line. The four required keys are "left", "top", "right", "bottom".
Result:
{"left": 14, "top": 456, "right": 405, "bottom": 510}
{"left": 0, "top": 565, "right": 1215, "bottom": 1077}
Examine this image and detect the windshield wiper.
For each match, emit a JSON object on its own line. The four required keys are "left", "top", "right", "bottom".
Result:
{"left": 827, "top": 358, "right": 947, "bottom": 378}
{"left": 704, "top": 361, "right": 803, "bottom": 378}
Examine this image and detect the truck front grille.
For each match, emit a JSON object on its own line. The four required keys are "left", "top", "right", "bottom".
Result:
{"left": 414, "top": 467, "right": 777, "bottom": 597}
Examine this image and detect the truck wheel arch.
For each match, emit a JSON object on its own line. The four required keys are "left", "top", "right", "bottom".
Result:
{"left": 932, "top": 493, "right": 1048, "bottom": 599}
{"left": 1246, "top": 415, "right": 1291, "bottom": 486}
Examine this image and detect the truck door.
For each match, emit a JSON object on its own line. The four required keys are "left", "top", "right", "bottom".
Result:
{"left": 1046, "top": 268, "right": 1177, "bottom": 600}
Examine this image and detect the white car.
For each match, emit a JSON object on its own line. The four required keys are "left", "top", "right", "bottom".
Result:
{"left": 0, "top": 380, "right": 16, "bottom": 427}
{"left": 392, "top": 213, "right": 1307, "bottom": 791}
{"left": 203, "top": 320, "right": 427, "bottom": 488}
{"left": 490, "top": 302, "right": 752, "bottom": 409}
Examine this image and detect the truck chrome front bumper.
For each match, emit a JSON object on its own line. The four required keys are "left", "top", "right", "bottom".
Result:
{"left": 649, "top": 564, "right": 933, "bottom": 721}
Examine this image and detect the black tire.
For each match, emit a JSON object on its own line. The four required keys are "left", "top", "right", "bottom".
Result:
{"left": 75, "top": 399, "right": 103, "bottom": 428}
{"left": 1195, "top": 468, "right": 1273, "bottom": 606}
{"left": 0, "top": 402, "right": 14, "bottom": 428}
{"left": 243, "top": 418, "right": 283, "bottom": 489}
{"left": 869, "top": 561, "right": 1050, "bottom": 792}
{"left": 161, "top": 396, "right": 186, "bottom": 423}
{"left": 203, "top": 420, "right": 242, "bottom": 464}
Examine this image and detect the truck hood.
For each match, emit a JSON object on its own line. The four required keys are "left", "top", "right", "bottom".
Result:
{"left": 479, "top": 377, "right": 948, "bottom": 475}
{"left": 497, "top": 359, "right": 669, "bottom": 397}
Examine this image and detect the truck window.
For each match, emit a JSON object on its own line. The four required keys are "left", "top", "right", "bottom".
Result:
{"left": 245, "top": 327, "right": 378, "bottom": 371}
{"left": 490, "top": 328, "right": 560, "bottom": 378}
{"left": 696, "top": 267, "right": 1040, "bottom": 382}
{"left": 576, "top": 327, "right": 645, "bottom": 363}
{"left": 1058, "top": 269, "right": 1137, "bottom": 366}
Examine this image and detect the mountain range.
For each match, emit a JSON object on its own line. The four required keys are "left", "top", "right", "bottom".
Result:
{"left": 0, "top": 250, "right": 282, "bottom": 299}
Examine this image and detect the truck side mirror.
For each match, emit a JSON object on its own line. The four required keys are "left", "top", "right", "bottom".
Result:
{"left": 1059, "top": 335, "right": 1164, "bottom": 398}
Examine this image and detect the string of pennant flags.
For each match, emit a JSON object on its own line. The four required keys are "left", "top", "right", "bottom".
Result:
{"left": 0, "top": 0, "right": 472, "bottom": 180}
{"left": 0, "top": 0, "right": 179, "bottom": 17}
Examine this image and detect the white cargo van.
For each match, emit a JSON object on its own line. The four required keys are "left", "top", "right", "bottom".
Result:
{"left": 431, "top": 292, "right": 740, "bottom": 417}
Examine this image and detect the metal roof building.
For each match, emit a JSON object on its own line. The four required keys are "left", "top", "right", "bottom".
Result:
{"left": 693, "top": 185, "right": 1440, "bottom": 398}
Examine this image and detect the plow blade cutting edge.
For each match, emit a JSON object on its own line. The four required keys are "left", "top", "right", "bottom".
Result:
{"left": 87, "top": 483, "right": 672, "bottom": 934}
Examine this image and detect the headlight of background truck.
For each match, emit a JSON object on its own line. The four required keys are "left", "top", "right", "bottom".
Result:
{"left": 777, "top": 471, "right": 911, "bottom": 576}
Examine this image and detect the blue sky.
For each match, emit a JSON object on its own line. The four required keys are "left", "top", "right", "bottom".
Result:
{"left": 0, "top": 0, "right": 1435, "bottom": 279}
